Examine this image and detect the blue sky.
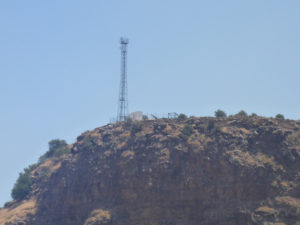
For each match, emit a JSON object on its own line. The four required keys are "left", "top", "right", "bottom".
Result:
{"left": 0, "top": 0, "right": 300, "bottom": 205}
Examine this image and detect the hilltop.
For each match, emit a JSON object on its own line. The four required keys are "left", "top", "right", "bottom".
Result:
{"left": 1, "top": 115, "right": 300, "bottom": 225}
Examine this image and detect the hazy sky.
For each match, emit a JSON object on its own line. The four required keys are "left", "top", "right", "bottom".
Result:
{"left": 1, "top": 0, "right": 300, "bottom": 205}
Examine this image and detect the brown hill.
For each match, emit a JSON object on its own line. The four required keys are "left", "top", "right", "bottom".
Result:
{"left": 1, "top": 116, "right": 300, "bottom": 225}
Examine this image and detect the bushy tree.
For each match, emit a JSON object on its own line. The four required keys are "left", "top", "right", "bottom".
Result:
{"left": 276, "top": 114, "right": 285, "bottom": 119}
{"left": 39, "top": 139, "right": 69, "bottom": 162}
{"left": 178, "top": 114, "right": 187, "bottom": 120}
{"left": 214, "top": 109, "right": 227, "bottom": 118}
{"left": 250, "top": 113, "right": 257, "bottom": 117}
{"left": 11, "top": 165, "right": 35, "bottom": 200}
{"left": 236, "top": 110, "right": 248, "bottom": 117}
{"left": 182, "top": 124, "right": 193, "bottom": 137}
{"left": 12, "top": 139, "right": 69, "bottom": 200}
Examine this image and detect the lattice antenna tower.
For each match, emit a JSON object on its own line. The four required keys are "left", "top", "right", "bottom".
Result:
{"left": 117, "top": 37, "right": 129, "bottom": 122}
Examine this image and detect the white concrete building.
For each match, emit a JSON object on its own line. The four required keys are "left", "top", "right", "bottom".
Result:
{"left": 130, "top": 111, "right": 143, "bottom": 121}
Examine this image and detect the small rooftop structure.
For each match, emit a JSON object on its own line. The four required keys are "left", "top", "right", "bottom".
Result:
{"left": 168, "top": 113, "right": 178, "bottom": 119}
{"left": 130, "top": 111, "right": 143, "bottom": 121}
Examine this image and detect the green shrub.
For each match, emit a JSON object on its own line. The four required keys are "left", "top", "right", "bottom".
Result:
{"left": 182, "top": 124, "right": 193, "bottom": 137}
{"left": 131, "top": 122, "right": 142, "bottom": 134}
{"left": 124, "top": 117, "right": 133, "bottom": 128}
{"left": 39, "top": 139, "right": 69, "bottom": 162}
{"left": 3, "top": 201, "right": 10, "bottom": 208}
{"left": 276, "top": 114, "right": 285, "bottom": 119}
{"left": 236, "top": 110, "right": 248, "bottom": 117}
{"left": 37, "top": 167, "right": 50, "bottom": 180}
{"left": 12, "top": 139, "right": 69, "bottom": 200}
{"left": 214, "top": 109, "right": 227, "bottom": 118}
{"left": 123, "top": 117, "right": 142, "bottom": 134}
{"left": 207, "top": 120, "right": 220, "bottom": 133}
{"left": 142, "top": 115, "right": 148, "bottom": 120}
{"left": 11, "top": 164, "right": 36, "bottom": 200}
{"left": 250, "top": 113, "right": 257, "bottom": 117}
{"left": 81, "top": 136, "right": 96, "bottom": 149}
{"left": 178, "top": 114, "right": 187, "bottom": 120}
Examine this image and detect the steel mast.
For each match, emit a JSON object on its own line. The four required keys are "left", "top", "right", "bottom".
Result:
{"left": 117, "top": 37, "right": 129, "bottom": 122}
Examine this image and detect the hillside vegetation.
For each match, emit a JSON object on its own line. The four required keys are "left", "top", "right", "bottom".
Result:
{"left": 1, "top": 115, "right": 300, "bottom": 225}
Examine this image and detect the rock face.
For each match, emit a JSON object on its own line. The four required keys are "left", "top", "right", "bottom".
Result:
{"left": 1, "top": 116, "right": 300, "bottom": 225}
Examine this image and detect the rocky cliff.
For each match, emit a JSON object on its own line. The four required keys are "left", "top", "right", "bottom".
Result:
{"left": 1, "top": 116, "right": 300, "bottom": 225}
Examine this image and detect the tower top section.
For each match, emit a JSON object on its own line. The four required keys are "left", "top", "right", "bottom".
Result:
{"left": 120, "top": 37, "right": 129, "bottom": 52}
{"left": 120, "top": 37, "right": 129, "bottom": 45}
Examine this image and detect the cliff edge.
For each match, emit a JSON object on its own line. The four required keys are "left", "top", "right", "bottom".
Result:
{"left": 1, "top": 116, "right": 300, "bottom": 225}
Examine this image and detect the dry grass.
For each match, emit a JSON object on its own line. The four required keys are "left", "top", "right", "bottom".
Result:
{"left": 0, "top": 199, "right": 36, "bottom": 224}
{"left": 165, "top": 124, "right": 174, "bottom": 133}
{"left": 286, "top": 133, "right": 300, "bottom": 145}
{"left": 152, "top": 142, "right": 163, "bottom": 149}
{"left": 31, "top": 159, "right": 62, "bottom": 177}
{"left": 221, "top": 126, "right": 251, "bottom": 138}
{"left": 51, "top": 161, "right": 62, "bottom": 172}
{"left": 84, "top": 209, "right": 111, "bottom": 225}
{"left": 117, "top": 141, "right": 127, "bottom": 150}
{"left": 38, "top": 159, "right": 62, "bottom": 173}
{"left": 104, "top": 150, "right": 112, "bottom": 157}
{"left": 279, "top": 181, "right": 296, "bottom": 191}
{"left": 255, "top": 206, "right": 277, "bottom": 215}
{"left": 158, "top": 148, "right": 170, "bottom": 163}
{"left": 90, "top": 132, "right": 103, "bottom": 146}
{"left": 121, "top": 150, "right": 135, "bottom": 159}
{"left": 141, "top": 125, "right": 154, "bottom": 135}
{"left": 40, "top": 160, "right": 52, "bottom": 168}
{"left": 227, "top": 150, "right": 260, "bottom": 167}
{"left": 188, "top": 134, "right": 204, "bottom": 152}
{"left": 255, "top": 152, "right": 283, "bottom": 171}
{"left": 276, "top": 196, "right": 300, "bottom": 209}
{"left": 220, "top": 126, "right": 231, "bottom": 134}
{"left": 227, "top": 150, "right": 284, "bottom": 171}
{"left": 120, "top": 130, "right": 130, "bottom": 138}
{"left": 240, "top": 128, "right": 250, "bottom": 134}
